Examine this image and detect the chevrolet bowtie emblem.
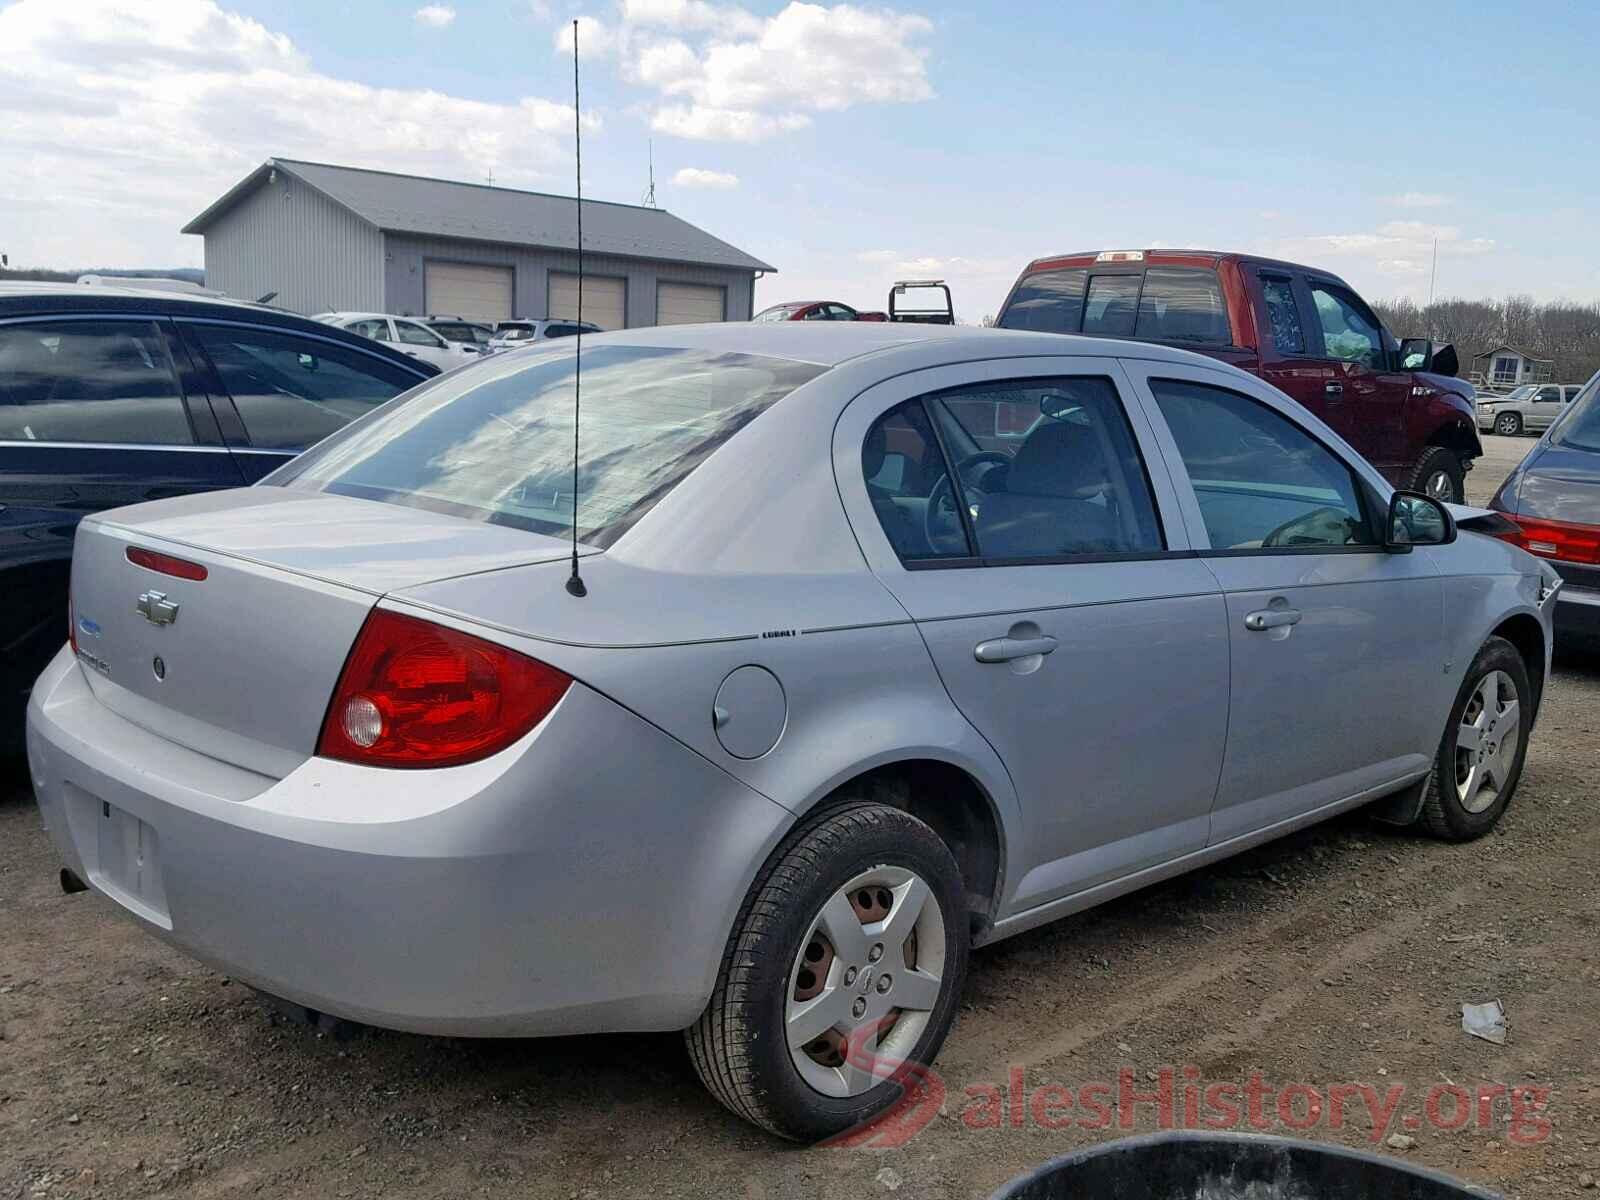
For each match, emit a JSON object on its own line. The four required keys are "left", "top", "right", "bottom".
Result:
{"left": 136, "top": 590, "right": 180, "bottom": 626}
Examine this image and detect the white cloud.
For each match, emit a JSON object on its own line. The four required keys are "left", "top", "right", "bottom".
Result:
{"left": 413, "top": 4, "right": 456, "bottom": 27}
{"left": 528, "top": 0, "right": 551, "bottom": 15}
{"left": 856, "top": 249, "right": 898, "bottom": 264}
{"left": 1388, "top": 191, "right": 1452, "bottom": 209}
{"left": 622, "top": 0, "right": 765, "bottom": 37}
{"left": 0, "top": 0, "right": 584, "bottom": 268}
{"left": 651, "top": 105, "right": 810, "bottom": 141}
{"left": 574, "top": 2, "right": 934, "bottom": 142}
{"left": 672, "top": 166, "right": 739, "bottom": 188}
{"left": 554, "top": 15, "right": 615, "bottom": 58}
{"left": 1267, "top": 222, "right": 1495, "bottom": 282}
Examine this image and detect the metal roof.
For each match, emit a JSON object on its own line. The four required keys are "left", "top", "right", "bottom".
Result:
{"left": 183, "top": 159, "right": 776, "bottom": 274}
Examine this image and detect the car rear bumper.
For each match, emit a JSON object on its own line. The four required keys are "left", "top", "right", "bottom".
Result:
{"left": 26, "top": 647, "right": 790, "bottom": 1037}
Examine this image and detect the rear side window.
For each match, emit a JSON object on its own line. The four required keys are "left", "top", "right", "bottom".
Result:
{"left": 272, "top": 345, "right": 825, "bottom": 549}
{"left": 1260, "top": 276, "right": 1305, "bottom": 353}
{"left": 187, "top": 324, "right": 422, "bottom": 450}
{"left": 0, "top": 319, "right": 193, "bottom": 444}
{"left": 998, "top": 269, "right": 1086, "bottom": 333}
{"left": 1151, "top": 378, "right": 1374, "bottom": 551}
{"left": 1134, "top": 268, "right": 1230, "bottom": 345}
{"left": 1080, "top": 275, "right": 1141, "bottom": 336}
{"left": 543, "top": 324, "right": 581, "bottom": 338}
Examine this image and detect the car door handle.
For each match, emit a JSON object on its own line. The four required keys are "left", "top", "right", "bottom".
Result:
{"left": 974, "top": 635, "right": 1058, "bottom": 663}
{"left": 1324, "top": 382, "right": 1344, "bottom": 396}
{"left": 1244, "top": 607, "right": 1303, "bottom": 632}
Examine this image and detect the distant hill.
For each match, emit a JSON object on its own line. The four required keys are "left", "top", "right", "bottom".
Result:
{"left": 0, "top": 267, "right": 205, "bottom": 285}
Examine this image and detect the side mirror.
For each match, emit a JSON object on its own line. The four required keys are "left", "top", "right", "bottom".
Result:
{"left": 1386, "top": 491, "right": 1456, "bottom": 551}
{"left": 1399, "top": 337, "right": 1433, "bottom": 371}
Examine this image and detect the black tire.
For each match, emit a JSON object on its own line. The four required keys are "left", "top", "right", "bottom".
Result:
{"left": 1404, "top": 445, "right": 1466, "bottom": 504}
{"left": 686, "top": 795, "right": 969, "bottom": 1141}
{"left": 1418, "top": 636, "right": 1532, "bottom": 841}
{"left": 1494, "top": 412, "right": 1523, "bottom": 436}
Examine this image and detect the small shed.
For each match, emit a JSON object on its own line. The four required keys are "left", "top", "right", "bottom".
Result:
{"left": 1470, "top": 345, "right": 1553, "bottom": 391}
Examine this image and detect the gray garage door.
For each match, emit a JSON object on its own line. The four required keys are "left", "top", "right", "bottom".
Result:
{"left": 656, "top": 282, "right": 726, "bottom": 326}
{"left": 548, "top": 273, "right": 626, "bottom": 330}
{"left": 424, "top": 262, "right": 513, "bottom": 322}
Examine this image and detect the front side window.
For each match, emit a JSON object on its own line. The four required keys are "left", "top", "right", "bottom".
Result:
{"left": 1536, "top": 386, "right": 1562, "bottom": 404}
{"left": 348, "top": 318, "right": 390, "bottom": 341}
{"left": 396, "top": 320, "right": 445, "bottom": 348}
{"left": 1309, "top": 286, "right": 1383, "bottom": 368}
{"left": 1261, "top": 276, "right": 1305, "bottom": 354}
{"left": 1080, "top": 274, "right": 1141, "bottom": 337}
{"left": 187, "top": 324, "right": 422, "bottom": 450}
{"left": 861, "top": 378, "right": 1164, "bottom": 563}
{"left": 1134, "top": 268, "right": 1230, "bottom": 345}
{"left": 272, "top": 345, "right": 824, "bottom": 549}
{"left": 1151, "top": 378, "right": 1375, "bottom": 551}
{"left": 0, "top": 319, "right": 192, "bottom": 444}
{"left": 998, "top": 268, "right": 1086, "bottom": 333}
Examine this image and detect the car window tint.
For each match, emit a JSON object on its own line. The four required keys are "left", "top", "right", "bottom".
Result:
{"left": 862, "top": 400, "right": 969, "bottom": 560}
{"left": 998, "top": 268, "right": 1085, "bottom": 333}
{"left": 1080, "top": 274, "right": 1141, "bottom": 337}
{"left": 926, "top": 377, "right": 1164, "bottom": 560}
{"left": 188, "top": 324, "right": 421, "bottom": 450}
{"left": 0, "top": 319, "right": 193, "bottom": 444}
{"left": 544, "top": 324, "right": 580, "bottom": 338}
{"left": 395, "top": 321, "right": 443, "bottom": 347}
{"left": 1134, "top": 268, "right": 1230, "bottom": 345}
{"left": 1152, "top": 378, "right": 1375, "bottom": 551}
{"left": 1261, "top": 276, "right": 1305, "bottom": 354}
{"left": 1537, "top": 386, "right": 1561, "bottom": 403}
{"left": 1309, "top": 285, "right": 1382, "bottom": 368}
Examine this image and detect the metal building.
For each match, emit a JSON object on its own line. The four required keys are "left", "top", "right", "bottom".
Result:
{"left": 182, "top": 158, "right": 776, "bottom": 327}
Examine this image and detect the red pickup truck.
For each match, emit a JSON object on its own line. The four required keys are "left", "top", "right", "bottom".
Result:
{"left": 995, "top": 249, "right": 1480, "bottom": 502}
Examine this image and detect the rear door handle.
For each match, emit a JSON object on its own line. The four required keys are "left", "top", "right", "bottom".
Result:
{"left": 974, "top": 635, "right": 1058, "bottom": 663}
{"left": 1244, "top": 608, "right": 1303, "bottom": 632}
{"left": 1324, "top": 382, "right": 1344, "bottom": 396}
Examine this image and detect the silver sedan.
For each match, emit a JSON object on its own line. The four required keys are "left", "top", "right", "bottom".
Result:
{"left": 27, "top": 323, "right": 1559, "bottom": 1141}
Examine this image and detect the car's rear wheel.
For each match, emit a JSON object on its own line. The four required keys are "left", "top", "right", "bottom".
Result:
{"left": 686, "top": 798, "right": 968, "bottom": 1141}
{"left": 1495, "top": 412, "right": 1523, "bottom": 436}
{"left": 1418, "top": 636, "right": 1532, "bottom": 841}
{"left": 1405, "top": 446, "right": 1466, "bottom": 504}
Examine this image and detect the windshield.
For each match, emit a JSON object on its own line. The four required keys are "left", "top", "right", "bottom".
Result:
{"left": 1550, "top": 370, "right": 1600, "bottom": 452}
{"left": 268, "top": 344, "right": 824, "bottom": 549}
{"left": 1504, "top": 385, "right": 1539, "bottom": 400}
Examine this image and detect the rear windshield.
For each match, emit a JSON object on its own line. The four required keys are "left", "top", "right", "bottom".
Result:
{"left": 1000, "top": 265, "right": 1231, "bottom": 346}
{"left": 268, "top": 345, "right": 824, "bottom": 549}
{"left": 1551, "top": 372, "right": 1600, "bottom": 452}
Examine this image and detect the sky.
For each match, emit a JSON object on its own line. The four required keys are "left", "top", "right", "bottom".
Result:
{"left": 2, "top": 0, "right": 1597, "bottom": 322}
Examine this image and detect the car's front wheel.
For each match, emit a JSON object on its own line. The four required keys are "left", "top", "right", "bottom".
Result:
{"left": 1495, "top": 412, "right": 1524, "bottom": 436}
{"left": 1405, "top": 446, "right": 1467, "bottom": 504}
{"left": 1417, "top": 636, "right": 1532, "bottom": 841}
{"left": 686, "top": 798, "right": 969, "bottom": 1141}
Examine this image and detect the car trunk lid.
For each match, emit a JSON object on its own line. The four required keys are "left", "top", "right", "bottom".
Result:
{"left": 71, "top": 489, "right": 579, "bottom": 776}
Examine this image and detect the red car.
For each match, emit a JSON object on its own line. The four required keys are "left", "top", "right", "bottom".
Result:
{"left": 995, "top": 249, "right": 1481, "bottom": 502}
{"left": 753, "top": 300, "right": 887, "bottom": 323}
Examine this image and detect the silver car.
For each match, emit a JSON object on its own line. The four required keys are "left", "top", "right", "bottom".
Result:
{"left": 27, "top": 324, "right": 1558, "bottom": 1141}
{"left": 1477, "top": 383, "right": 1583, "bottom": 436}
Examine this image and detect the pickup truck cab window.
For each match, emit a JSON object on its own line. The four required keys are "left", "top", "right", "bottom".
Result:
{"left": 1133, "top": 268, "right": 1231, "bottom": 346}
{"left": 1260, "top": 275, "right": 1306, "bottom": 354}
{"left": 1308, "top": 284, "right": 1384, "bottom": 369}
{"left": 1081, "top": 275, "right": 1141, "bottom": 337}
{"left": 997, "top": 268, "right": 1087, "bottom": 333}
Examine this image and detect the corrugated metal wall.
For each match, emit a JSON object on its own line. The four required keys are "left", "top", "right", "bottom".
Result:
{"left": 201, "top": 175, "right": 384, "bottom": 314}
{"left": 383, "top": 234, "right": 755, "bottom": 327}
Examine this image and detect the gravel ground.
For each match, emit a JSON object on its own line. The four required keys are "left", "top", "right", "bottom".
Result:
{"left": 4, "top": 434, "right": 1597, "bottom": 1200}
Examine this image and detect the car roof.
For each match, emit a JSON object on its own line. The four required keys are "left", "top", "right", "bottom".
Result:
{"left": 1018, "top": 248, "right": 1351, "bottom": 281}
{"left": 0, "top": 286, "right": 439, "bottom": 375}
{"left": 559, "top": 319, "right": 1243, "bottom": 372}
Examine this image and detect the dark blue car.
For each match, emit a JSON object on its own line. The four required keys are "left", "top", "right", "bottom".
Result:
{"left": 1490, "top": 367, "right": 1600, "bottom": 647}
{"left": 0, "top": 284, "right": 439, "bottom": 752}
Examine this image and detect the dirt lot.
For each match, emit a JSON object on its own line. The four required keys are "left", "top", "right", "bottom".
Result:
{"left": 4, "top": 434, "right": 1598, "bottom": 1200}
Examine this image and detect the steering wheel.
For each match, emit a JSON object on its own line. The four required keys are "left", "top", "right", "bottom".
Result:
{"left": 924, "top": 451, "right": 1012, "bottom": 553}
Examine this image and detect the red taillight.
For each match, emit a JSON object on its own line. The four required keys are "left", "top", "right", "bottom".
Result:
{"left": 1495, "top": 513, "right": 1600, "bottom": 565}
{"left": 126, "top": 546, "right": 208, "bottom": 580}
{"left": 316, "top": 609, "right": 572, "bottom": 768}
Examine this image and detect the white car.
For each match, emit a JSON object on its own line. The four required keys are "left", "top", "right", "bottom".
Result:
{"left": 314, "top": 312, "right": 481, "bottom": 371}
{"left": 1477, "top": 383, "right": 1583, "bottom": 436}
{"left": 487, "top": 319, "right": 601, "bottom": 353}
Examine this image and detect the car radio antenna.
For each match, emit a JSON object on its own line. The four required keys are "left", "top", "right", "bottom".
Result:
{"left": 564, "top": 18, "right": 588, "bottom": 598}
